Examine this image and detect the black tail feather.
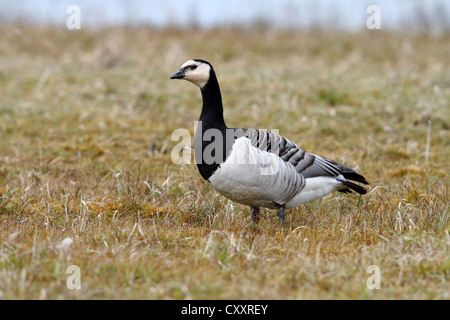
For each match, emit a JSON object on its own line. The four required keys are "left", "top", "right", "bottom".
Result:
{"left": 339, "top": 164, "right": 369, "bottom": 183}
{"left": 341, "top": 181, "right": 367, "bottom": 195}
{"left": 341, "top": 169, "right": 369, "bottom": 185}
{"left": 338, "top": 188, "right": 353, "bottom": 194}
{"left": 337, "top": 165, "right": 369, "bottom": 195}
{"left": 343, "top": 172, "right": 369, "bottom": 185}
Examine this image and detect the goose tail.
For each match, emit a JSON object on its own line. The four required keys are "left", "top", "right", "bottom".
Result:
{"left": 338, "top": 165, "right": 369, "bottom": 195}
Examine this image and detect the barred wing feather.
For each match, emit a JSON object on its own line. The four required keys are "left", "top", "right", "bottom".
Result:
{"left": 242, "top": 128, "right": 368, "bottom": 194}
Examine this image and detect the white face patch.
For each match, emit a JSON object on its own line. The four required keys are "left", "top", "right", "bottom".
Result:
{"left": 180, "top": 60, "right": 211, "bottom": 88}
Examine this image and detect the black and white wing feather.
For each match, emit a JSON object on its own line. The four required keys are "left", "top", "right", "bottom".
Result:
{"left": 242, "top": 128, "right": 368, "bottom": 194}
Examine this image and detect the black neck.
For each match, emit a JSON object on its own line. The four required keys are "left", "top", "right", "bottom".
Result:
{"left": 199, "top": 69, "right": 226, "bottom": 129}
{"left": 195, "top": 68, "right": 228, "bottom": 181}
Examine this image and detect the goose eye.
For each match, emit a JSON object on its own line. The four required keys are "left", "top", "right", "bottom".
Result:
{"left": 190, "top": 65, "right": 198, "bottom": 70}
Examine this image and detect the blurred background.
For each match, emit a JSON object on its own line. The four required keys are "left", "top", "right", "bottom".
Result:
{"left": 1, "top": 0, "right": 449, "bottom": 33}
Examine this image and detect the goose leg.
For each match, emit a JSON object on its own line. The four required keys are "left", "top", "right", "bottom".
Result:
{"left": 276, "top": 205, "right": 286, "bottom": 227}
{"left": 250, "top": 206, "right": 260, "bottom": 224}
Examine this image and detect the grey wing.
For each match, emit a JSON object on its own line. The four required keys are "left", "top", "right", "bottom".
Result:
{"left": 243, "top": 128, "right": 368, "bottom": 193}
{"left": 242, "top": 128, "right": 338, "bottom": 177}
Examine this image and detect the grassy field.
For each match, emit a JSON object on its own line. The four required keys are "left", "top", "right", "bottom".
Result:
{"left": 0, "top": 25, "right": 449, "bottom": 299}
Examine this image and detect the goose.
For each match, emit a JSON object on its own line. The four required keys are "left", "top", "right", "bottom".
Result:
{"left": 170, "top": 59, "right": 369, "bottom": 226}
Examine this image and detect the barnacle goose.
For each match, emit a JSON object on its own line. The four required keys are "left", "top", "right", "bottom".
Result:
{"left": 170, "top": 59, "right": 369, "bottom": 226}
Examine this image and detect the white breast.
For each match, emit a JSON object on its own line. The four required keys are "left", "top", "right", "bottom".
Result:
{"left": 208, "top": 137, "right": 305, "bottom": 209}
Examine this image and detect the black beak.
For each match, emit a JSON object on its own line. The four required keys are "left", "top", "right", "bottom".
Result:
{"left": 170, "top": 69, "right": 185, "bottom": 80}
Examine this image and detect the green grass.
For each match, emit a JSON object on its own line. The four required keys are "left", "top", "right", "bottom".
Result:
{"left": 0, "top": 25, "right": 449, "bottom": 299}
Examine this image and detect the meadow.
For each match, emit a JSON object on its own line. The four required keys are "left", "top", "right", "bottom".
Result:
{"left": 0, "top": 25, "right": 449, "bottom": 299}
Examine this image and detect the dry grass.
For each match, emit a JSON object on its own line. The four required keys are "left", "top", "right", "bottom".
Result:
{"left": 0, "top": 25, "right": 449, "bottom": 299}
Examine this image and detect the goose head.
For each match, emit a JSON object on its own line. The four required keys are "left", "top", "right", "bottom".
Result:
{"left": 170, "top": 59, "right": 212, "bottom": 89}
